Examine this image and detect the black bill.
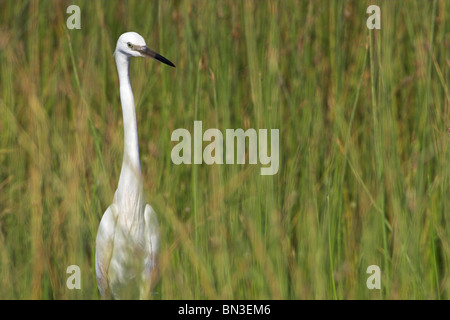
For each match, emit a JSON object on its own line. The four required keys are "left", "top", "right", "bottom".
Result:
{"left": 137, "top": 45, "right": 176, "bottom": 68}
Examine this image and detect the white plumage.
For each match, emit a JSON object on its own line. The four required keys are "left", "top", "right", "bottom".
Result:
{"left": 95, "top": 32, "right": 175, "bottom": 299}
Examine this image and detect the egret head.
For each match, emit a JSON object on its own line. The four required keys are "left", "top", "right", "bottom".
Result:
{"left": 114, "top": 32, "right": 175, "bottom": 67}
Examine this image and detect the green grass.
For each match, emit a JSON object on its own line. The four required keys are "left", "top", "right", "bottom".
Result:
{"left": 0, "top": 0, "right": 449, "bottom": 299}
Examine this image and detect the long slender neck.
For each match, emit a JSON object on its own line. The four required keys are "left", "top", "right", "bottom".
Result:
{"left": 115, "top": 53, "right": 143, "bottom": 203}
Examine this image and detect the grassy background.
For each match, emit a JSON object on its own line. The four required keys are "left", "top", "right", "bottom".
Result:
{"left": 0, "top": 0, "right": 449, "bottom": 299}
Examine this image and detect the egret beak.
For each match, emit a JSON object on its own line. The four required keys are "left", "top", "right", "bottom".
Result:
{"left": 137, "top": 45, "right": 175, "bottom": 68}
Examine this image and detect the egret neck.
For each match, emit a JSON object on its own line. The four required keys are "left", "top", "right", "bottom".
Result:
{"left": 114, "top": 51, "right": 145, "bottom": 223}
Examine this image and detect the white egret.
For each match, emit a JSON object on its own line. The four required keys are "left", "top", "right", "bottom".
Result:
{"left": 95, "top": 32, "right": 175, "bottom": 299}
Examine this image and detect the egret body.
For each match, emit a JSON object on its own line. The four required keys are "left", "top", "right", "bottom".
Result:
{"left": 95, "top": 32, "right": 175, "bottom": 299}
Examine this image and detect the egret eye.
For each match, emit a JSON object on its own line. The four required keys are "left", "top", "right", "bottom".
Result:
{"left": 127, "top": 42, "right": 134, "bottom": 49}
